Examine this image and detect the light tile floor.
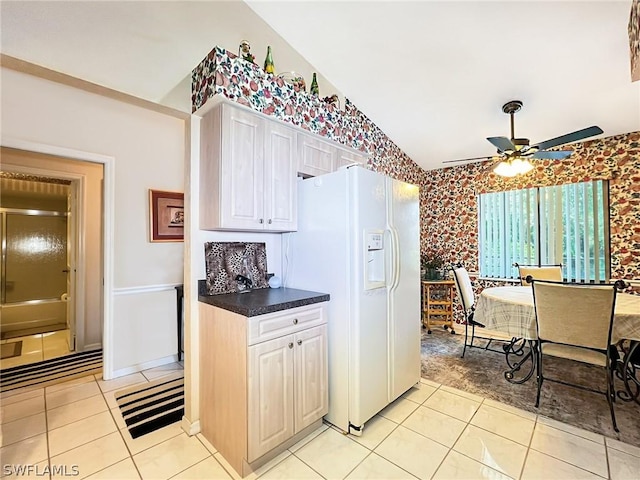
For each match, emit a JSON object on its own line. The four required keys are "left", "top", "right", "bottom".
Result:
{"left": 0, "top": 330, "right": 72, "bottom": 369}
{"left": 1, "top": 367, "right": 639, "bottom": 479}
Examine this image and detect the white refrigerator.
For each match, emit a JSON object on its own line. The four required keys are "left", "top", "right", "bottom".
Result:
{"left": 285, "top": 166, "right": 421, "bottom": 435}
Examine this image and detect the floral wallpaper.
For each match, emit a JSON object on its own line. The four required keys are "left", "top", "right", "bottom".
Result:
{"left": 192, "top": 46, "right": 343, "bottom": 140}
{"left": 193, "top": 46, "right": 640, "bottom": 323}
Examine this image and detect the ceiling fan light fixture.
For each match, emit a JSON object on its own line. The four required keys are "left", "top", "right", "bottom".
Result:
{"left": 493, "top": 160, "right": 517, "bottom": 177}
{"left": 493, "top": 158, "right": 534, "bottom": 177}
{"left": 443, "top": 101, "right": 603, "bottom": 168}
{"left": 513, "top": 158, "right": 534, "bottom": 174}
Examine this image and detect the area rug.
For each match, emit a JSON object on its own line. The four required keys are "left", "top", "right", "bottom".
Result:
{"left": 421, "top": 328, "right": 640, "bottom": 447}
{"left": 1, "top": 341, "right": 23, "bottom": 360}
{"left": 0, "top": 349, "right": 102, "bottom": 393}
{"left": 115, "top": 372, "right": 184, "bottom": 439}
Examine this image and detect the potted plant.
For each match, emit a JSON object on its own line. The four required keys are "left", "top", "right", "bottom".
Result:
{"left": 421, "top": 253, "right": 445, "bottom": 280}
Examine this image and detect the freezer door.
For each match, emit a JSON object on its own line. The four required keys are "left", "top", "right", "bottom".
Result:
{"left": 286, "top": 170, "right": 351, "bottom": 432}
{"left": 348, "top": 167, "right": 390, "bottom": 429}
{"left": 386, "top": 177, "right": 421, "bottom": 401}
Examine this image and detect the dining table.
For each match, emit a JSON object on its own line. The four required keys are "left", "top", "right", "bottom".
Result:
{"left": 473, "top": 285, "right": 640, "bottom": 402}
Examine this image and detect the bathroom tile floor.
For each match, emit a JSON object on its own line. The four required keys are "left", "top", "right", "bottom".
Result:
{"left": 2, "top": 366, "right": 639, "bottom": 479}
{"left": 0, "top": 330, "right": 71, "bottom": 369}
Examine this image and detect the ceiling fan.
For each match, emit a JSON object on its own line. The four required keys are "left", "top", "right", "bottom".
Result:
{"left": 444, "top": 100, "right": 603, "bottom": 176}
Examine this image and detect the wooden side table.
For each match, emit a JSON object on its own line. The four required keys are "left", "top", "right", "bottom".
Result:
{"left": 422, "top": 280, "right": 456, "bottom": 334}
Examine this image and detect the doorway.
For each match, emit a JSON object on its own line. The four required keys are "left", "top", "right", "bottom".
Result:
{"left": 0, "top": 147, "right": 105, "bottom": 371}
{"left": 0, "top": 175, "right": 76, "bottom": 367}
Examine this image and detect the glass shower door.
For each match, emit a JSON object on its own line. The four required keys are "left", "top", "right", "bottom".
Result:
{"left": 3, "top": 212, "right": 67, "bottom": 303}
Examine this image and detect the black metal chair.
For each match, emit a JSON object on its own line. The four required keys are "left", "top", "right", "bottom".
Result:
{"left": 531, "top": 279, "right": 619, "bottom": 432}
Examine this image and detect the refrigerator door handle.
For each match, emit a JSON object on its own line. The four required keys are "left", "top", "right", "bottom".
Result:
{"left": 388, "top": 227, "right": 400, "bottom": 290}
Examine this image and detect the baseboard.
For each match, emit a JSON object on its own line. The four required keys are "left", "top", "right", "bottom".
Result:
{"left": 181, "top": 417, "right": 201, "bottom": 436}
{"left": 110, "top": 354, "right": 179, "bottom": 379}
{"left": 82, "top": 343, "right": 102, "bottom": 352}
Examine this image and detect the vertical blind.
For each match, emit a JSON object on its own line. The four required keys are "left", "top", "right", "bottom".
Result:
{"left": 479, "top": 180, "right": 608, "bottom": 282}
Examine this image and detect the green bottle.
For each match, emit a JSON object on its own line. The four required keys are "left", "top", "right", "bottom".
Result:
{"left": 264, "top": 46, "right": 275, "bottom": 75}
{"left": 310, "top": 72, "right": 319, "bottom": 95}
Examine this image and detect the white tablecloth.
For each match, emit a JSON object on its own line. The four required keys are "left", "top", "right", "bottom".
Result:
{"left": 474, "top": 286, "right": 640, "bottom": 343}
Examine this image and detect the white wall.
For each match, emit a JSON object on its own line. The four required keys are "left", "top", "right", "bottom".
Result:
{"left": 1, "top": 67, "right": 186, "bottom": 375}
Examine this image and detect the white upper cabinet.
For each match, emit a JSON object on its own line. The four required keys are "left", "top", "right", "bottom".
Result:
{"left": 265, "top": 122, "right": 297, "bottom": 231}
{"left": 336, "top": 147, "right": 367, "bottom": 170}
{"left": 297, "top": 134, "right": 337, "bottom": 177}
{"left": 200, "top": 102, "right": 297, "bottom": 232}
{"left": 297, "top": 133, "right": 368, "bottom": 177}
{"left": 200, "top": 101, "right": 369, "bottom": 232}
{"left": 219, "top": 104, "right": 264, "bottom": 229}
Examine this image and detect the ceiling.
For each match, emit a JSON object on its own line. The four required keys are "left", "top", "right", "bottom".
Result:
{"left": 2, "top": 1, "right": 638, "bottom": 171}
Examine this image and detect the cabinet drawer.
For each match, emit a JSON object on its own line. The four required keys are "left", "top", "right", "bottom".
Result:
{"left": 247, "top": 303, "right": 327, "bottom": 346}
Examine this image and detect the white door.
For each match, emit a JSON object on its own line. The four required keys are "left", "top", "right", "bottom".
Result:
{"left": 386, "top": 178, "right": 421, "bottom": 401}
{"left": 348, "top": 167, "right": 389, "bottom": 429}
{"left": 66, "top": 184, "right": 77, "bottom": 351}
{"left": 264, "top": 122, "right": 297, "bottom": 231}
{"left": 247, "top": 335, "right": 294, "bottom": 462}
{"left": 220, "top": 104, "right": 265, "bottom": 229}
{"left": 294, "top": 325, "right": 328, "bottom": 433}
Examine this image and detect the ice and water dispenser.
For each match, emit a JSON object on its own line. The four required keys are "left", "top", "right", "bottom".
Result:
{"left": 364, "top": 231, "right": 386, "bottom": 290}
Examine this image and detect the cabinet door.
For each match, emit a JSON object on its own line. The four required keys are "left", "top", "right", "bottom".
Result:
{"left": 220, "top": 104, "right": 266, "bottom": 230}
{"left": 248, "top": 335, "right": 294, "bottom": 462}
{"left": 336, "top": 148, "right": 366, "bottom": 170}
{"left": 294, "top": 325, "right": 328, "bottom": 433}
{"left": 264, "top": 122, "right": 297, "bottom": 231}
{"left": 297, "top": 134, "right": 337, "bottom": 177}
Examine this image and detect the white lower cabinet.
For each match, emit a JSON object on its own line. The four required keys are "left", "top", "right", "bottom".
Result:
{"left": 199, "top": 301, "right": 328, "bottom": 477}
{"left": 248, "top": 324, "right": 327, "bottom": 461}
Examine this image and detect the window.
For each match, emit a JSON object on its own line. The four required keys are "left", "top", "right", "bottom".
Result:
{"left": 479, "top": 180, "right": 609, "bottom": 282}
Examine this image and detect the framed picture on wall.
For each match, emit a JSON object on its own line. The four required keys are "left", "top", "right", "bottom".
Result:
{"left": 149, "top": 189, "right": 184, "bottom": 242}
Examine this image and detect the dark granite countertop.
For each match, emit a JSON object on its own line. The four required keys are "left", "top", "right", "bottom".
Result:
{"left": 198, "top": 280, "right": 329, "bottom": 317}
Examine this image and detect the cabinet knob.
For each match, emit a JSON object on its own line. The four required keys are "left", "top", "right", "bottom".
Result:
{"left": 297, "top": 339, "right": 302, "bottom": 346}
{"left": 259, "top": 218, "right": 264, "bottom": 224}
{"left": 288, "top": 342, "right": 294, "bottom": 349}
{"left": 293, "top": 318, "right": 298, "bottom": 325}
{"left": 268, "top": 219, "right": 272, "bottom": 224}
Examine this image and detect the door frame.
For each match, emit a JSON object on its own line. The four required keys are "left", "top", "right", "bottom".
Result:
{"left": 66, "top": 182, "right": 78, "bottom": 351}
{"left": 1, "top": 137, "right": 116, "bottom": 379}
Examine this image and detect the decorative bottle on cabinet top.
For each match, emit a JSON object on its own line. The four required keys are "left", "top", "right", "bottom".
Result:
{"left": 310, "top": 72, "right": 319, "bottom": 95}
{"left": 263, "top": 46, "right": 275, "bottom": 75}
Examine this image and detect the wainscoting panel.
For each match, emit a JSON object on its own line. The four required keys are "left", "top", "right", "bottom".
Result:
{"left": 112, "top": 285, "right": 179, "bottom": 374}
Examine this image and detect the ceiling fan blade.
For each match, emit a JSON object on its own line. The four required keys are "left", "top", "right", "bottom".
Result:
{"left": 531, "top": 150, "right": 573, "bottom": 160}
{"left": 442, "top": 155, "right": 494, "bottom": 164}
{"left": 531, "top": 126, "right": 603, "bottom": 151}
{"left": 487, "top": 136, "right": 516, "bottom": 153}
